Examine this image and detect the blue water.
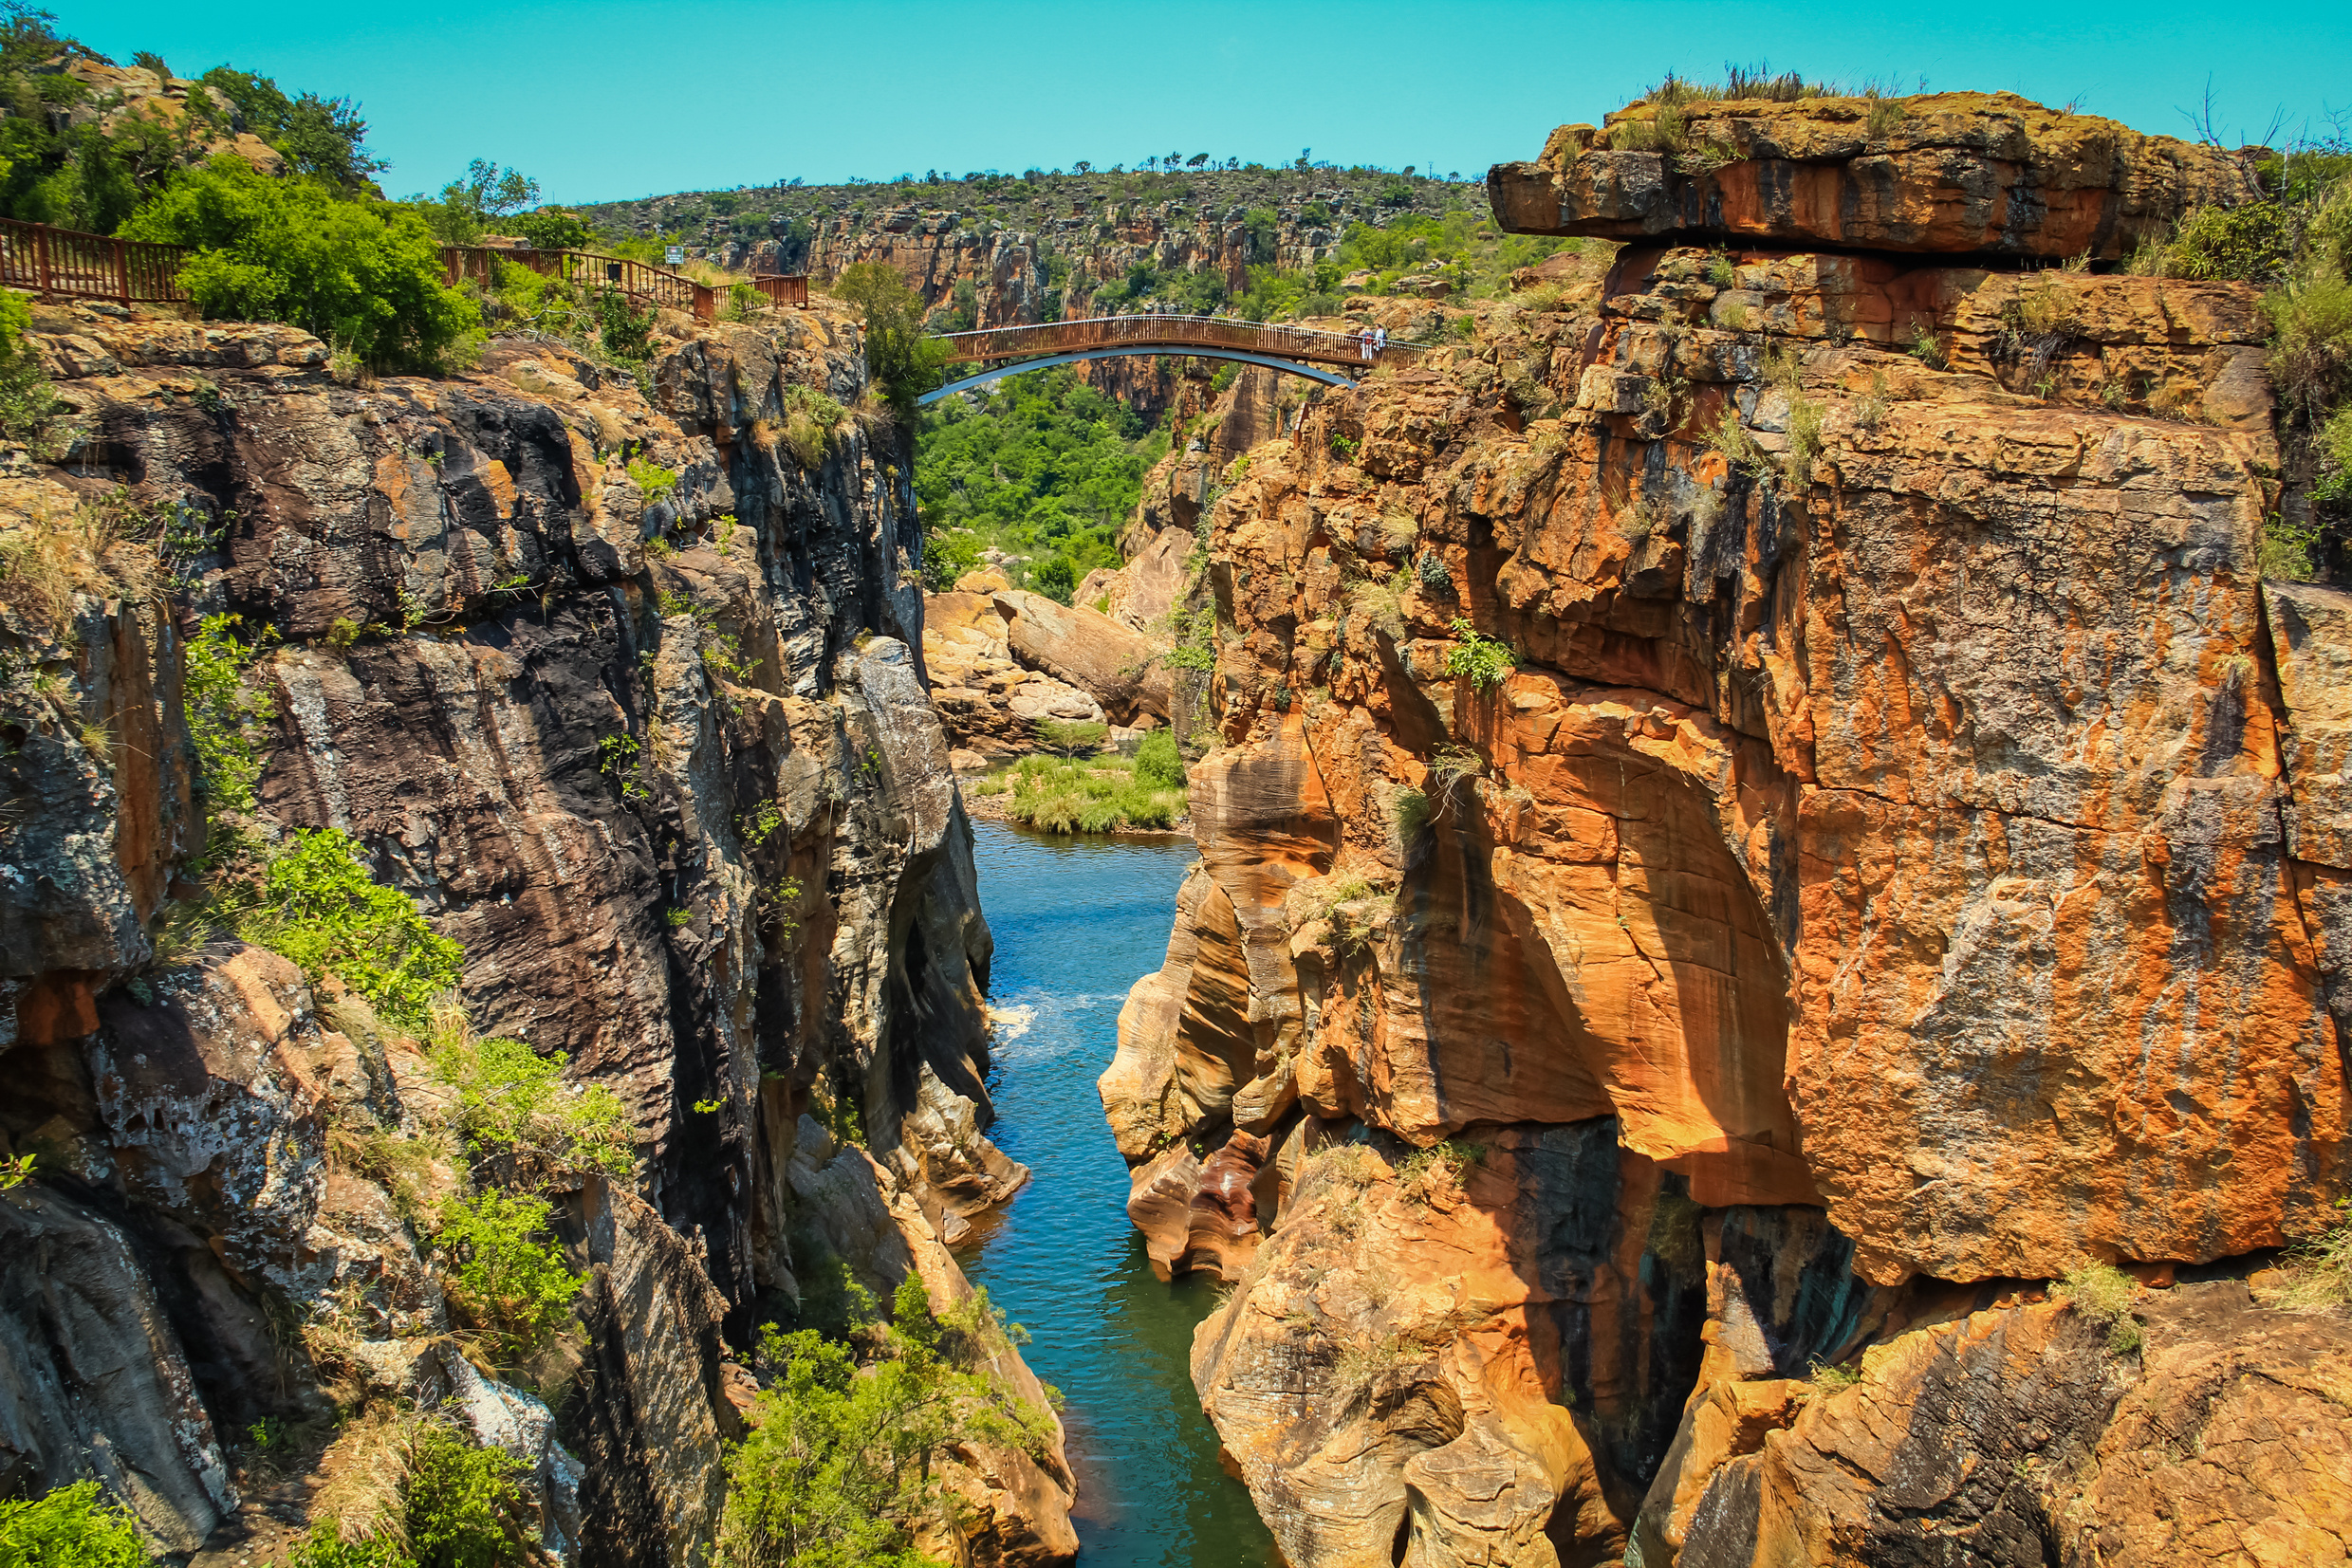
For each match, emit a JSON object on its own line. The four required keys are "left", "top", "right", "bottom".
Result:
{"left": 955, "top": 821, "right": 1276, "bottom": 1568}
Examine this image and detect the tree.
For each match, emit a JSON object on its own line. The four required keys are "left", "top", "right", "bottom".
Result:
{"left": 510, "top": 206, "right": 590, "bottom": 250}
{"left": 121, "top": 157, "right": 478, "bottom": 372}
{"left": 833, "top": 262, "right": 947, "bottom": 417}
{"left": 417, "top": 159, "right": 540, "bottom": 244}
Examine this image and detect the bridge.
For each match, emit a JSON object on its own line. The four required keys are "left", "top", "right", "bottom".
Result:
{"left": 920, "top": 314, "right": 1417, "bottom": 405}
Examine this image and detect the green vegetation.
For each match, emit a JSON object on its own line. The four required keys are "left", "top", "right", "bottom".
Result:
{"left": 2059, "top": 1262, "right": 2143, "bottom": 1355}
{"left": 832, "top": 262, "right": 948, "bottom": 417}
{"left": 975, "top": 749, "right": 1187, "bottom": 833}
{"left": 432, "top": 1187, "right": 580, "bottom": 1360}
{"left": 915, "top": 368, "right": 1165, "bottom": 596}
{"left": 229, "top": 828, "right": 464, "bottom": 1029}
{"left": 1444, "top": 618, "right": 1516, "bottom": 689}
{"left": 0, "top": 288, "right": 65, "bottom": 456}
{"left": 713, "top": 1276, "right": 1055, "bottom": 1568}
{"left": 1133, "top": 729, "right": 1185, "bottom": 787}
{"left": 122, "top": 157, "right": 477, "bottom": 373}
{"left": 0, "top": 1481, "right": 150, "bottom": 1568}
{"left": 183, "top": 613, "right": 273, "bottom": 811}
{"left": 1034, "top": 718, "right": 1108, "bottom": 756}
{"left": 429, "top": 1020, "right": 636, "bottom": 1179}
{"left": 403, "top": 1423, "right": 528, "bottom": 1568}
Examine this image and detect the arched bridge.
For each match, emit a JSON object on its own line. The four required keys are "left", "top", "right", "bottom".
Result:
{"left": 920, "top": 314, "right": 1417, "bottom": 405}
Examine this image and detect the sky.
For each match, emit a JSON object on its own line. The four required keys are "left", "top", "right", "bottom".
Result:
{"left": 83, "top": 1, "right": 2352, "bottom": 206}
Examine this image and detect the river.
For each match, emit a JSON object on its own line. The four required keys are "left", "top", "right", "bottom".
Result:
{"left": 953, "top": 820, "right": 1276, "bottom": 1568}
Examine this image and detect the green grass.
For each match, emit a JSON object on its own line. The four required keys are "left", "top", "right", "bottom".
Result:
{"left": 0, "top": 1482, "right": 150, "bottom": 1568}
{"left": 981, "top": 752, "right": 1187, "bottom": 833}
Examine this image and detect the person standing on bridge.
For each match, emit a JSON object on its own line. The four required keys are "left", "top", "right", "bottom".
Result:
{"left": 1375, "top": 325, "right": 1388, "bottom": 355}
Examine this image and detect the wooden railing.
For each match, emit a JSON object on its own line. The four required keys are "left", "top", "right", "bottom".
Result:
{"left": 0, "top": 217, "right": 191, "bottom": 305}
{"left": 932, "top": 313, "right": 1422, "bottom": 370}
{"left": 442, "top": 247, "right": 810, "bottom": 323}
{"left": 0, "top": 218, "right": 813, "bottom": 328}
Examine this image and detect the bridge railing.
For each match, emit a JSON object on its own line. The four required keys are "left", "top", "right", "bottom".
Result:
{"left": 933, "top": 313, "right": 1419, "bottom": 368}
{"left": 0, "top": 217, "right": 192, "bottom": 305}
{"left": 444, "top": 249, "right": 811, "bottom": 322}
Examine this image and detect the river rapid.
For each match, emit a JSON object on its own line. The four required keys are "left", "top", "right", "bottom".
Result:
{"left": 953, "top": 821, "right": 1275, "bottom": 1568}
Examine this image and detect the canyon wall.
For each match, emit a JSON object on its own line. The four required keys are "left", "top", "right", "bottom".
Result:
{"left": 0, "top": 299, "right": 1069, "bottom": 1564}
{"left": 1102, "top": 95, "right": 2352, "bottom": 1565}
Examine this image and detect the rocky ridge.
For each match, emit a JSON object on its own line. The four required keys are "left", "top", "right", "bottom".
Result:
{"left": 1099, "top": 94, "right": 2352, "bottom": 1566}
{"left": 0, "top": 298, "right": 1072, "bottom": 1565}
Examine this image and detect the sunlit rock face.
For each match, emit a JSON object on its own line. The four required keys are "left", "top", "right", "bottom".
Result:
{"left": 1102, "top": 98, "right": 2352, "bottom": 1565}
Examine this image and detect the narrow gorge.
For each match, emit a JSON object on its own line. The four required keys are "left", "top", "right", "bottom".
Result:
{"left": 2, "top": 32, "right": 2350, "bottom": 1568}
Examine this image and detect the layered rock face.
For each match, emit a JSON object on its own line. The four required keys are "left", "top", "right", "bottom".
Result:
{"left": 2, "top": 300, "right": 1067, "bottom": 1563}
{"left": 1102, "top": 97, "right": 2352, "bottom": 1565}
{"left": 1489, "top": 91, "right": 2263, "bottom": 259}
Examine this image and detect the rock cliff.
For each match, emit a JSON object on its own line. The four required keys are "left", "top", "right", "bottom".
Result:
{"left": 1101, "top": 95, "right": 2352, "bottom": 1565}
{"left": 1, "top": 297, "right": 1069, "bottom": 1564}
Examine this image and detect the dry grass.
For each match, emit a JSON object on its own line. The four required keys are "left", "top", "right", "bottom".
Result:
{"left": 0, "top": 491, "right": 170, "bottom": 635}
{"left": 2261, "top": 1203, "right": 2352, "bottom": 1314}
{"left": 2060, "top": 1262, "right": 2143, "bottom": 1355}
{"left": 307, "top": 1408, "right": 430, "bottom": 1546}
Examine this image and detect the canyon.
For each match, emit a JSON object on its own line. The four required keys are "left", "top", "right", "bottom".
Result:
{"left": 1, "top": 70, "right": 2349, "bottom": 1568}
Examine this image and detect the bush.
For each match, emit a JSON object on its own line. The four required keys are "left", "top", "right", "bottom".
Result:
{"left": 430, "top": 1018, "right": 636, "bottom": 1178}
{"left": 434, "top": 1188, "right": 580, "bottom": 1360}
{"left": 1444, "top": 618, "right": 1516, "bottom": 690}
{"left": 280, "top": 1529, "right": 415, "bottom": 1568}
{"left": 403, "top": 1423, "right": 528, "bottom": 1568}
{"left": 2159, "top": 201, "right": 2295, "bottom": 282}
{"left": 0, "top": 1482, "right": 150, "bottom": 1568}
{"left": 2059, "top": 1262, "right": 2142, "bottom": 1355}
{"left": 231, "top": 828, "right": 463, "bottom": 1029}
{"left": 509, "top": 206, "right": 590, "bottom": 250}
{"left": 597, "top": 290, "right": 656, "bottom": 363}
{"left": 713, "top": 1280, "right": 1052, "bottom": 1568}
{"left": 2263, "top": 1197, "right": 2352, "bottom": 1313}
{"left": 183, "top": 613, "right": 273, "bottom": 811}
{"left": 121, "top": 159, "right": 478, "bottom": 374}
{"left": 1133, "top": 729, "right": 1185, "bottom": 787}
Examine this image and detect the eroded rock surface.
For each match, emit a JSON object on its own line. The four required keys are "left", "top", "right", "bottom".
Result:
{"left": 1106, "top": 101, "right": 2352, "bottom": 1564}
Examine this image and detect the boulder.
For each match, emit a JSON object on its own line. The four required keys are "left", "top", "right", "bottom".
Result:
{"left": 1489, "top": 92, "right": 2263, "bottom": 259}
{"left": 991, "top": 589, "right": 1173, "bottom": 722}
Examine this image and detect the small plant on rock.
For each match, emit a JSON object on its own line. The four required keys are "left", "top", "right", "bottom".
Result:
{"left": 1444, "top": 618, "right": 1516, "bottom": 689}
{"left": 2059, "top": 1262, "right": 2143, "bottom": 1355}
{"left": 433, "top": 1187, "right": 581, "bottom": 1361}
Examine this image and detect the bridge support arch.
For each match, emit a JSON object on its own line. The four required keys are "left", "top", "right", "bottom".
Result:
{"left": 918, "top": 345, "right": 1359, "bottom": 406}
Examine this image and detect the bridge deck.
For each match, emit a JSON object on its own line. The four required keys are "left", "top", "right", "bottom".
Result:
{"left": 932, "top": 313, "right": 1413, "bottom": 370}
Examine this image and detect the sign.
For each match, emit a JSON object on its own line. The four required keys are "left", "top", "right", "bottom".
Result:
{"left": 665, "top": 246, "right": 685, "bottom": 266}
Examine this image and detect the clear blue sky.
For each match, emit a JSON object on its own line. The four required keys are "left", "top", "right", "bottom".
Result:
{"left": 82, "top": 1, "right": 2352, "bottom": 206}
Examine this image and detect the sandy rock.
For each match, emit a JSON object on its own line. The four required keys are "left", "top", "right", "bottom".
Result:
{"left": 1490, "top": 92, "right": 2262, "bottom": 259}
{"left": 1677, "top": 1282, "right": 2352, "bottom": 1566}
{"left": 991, "top": 589, "right": 1172, "bottom": 722}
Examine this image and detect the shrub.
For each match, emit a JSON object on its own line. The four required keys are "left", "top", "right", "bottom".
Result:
{"left": 0, "top": 1482, "right": 150, "bottom": 1568}
{"left": 1705, "top": 406, "right": 1774, "bottom": 476}
{"left": 1396, "top": 1139, "right": 1483, "bottom": 1206}
{"left": 403, "top": 1423, "right": 528, "bottom": 1568}
{"left": 434, "top": 1188, "right": 580, "bottom": 1360}
{"left": 626, "top": 457, "right": 679, "bottom": 507}
{"left": 2262, "top": 514, "right": 2324, "bottom": 581}
{"left": 429, "top": 1017, "right": 636, "bottom": 1178}
{"left": 279, "top": 1527, "right": 415, "bottom": 1568}
{"left": 509, "top": 206, "right": 590, "bottom": 250}
{"left": 1391, "top": 786, "right": 1431, "bottom": 846}
{"left": 596, "top": 290, "right": 656, "bottom": 363}
{"left": 1133, "top": 729, "right": 1185, "bottom": 787}
{"left": 2059, "top": 1262, "right": 2142, "bottom": 1355}
{"left": 231, "top": 828, "right": 463, "bottom": 1029}
{"left": 120, "top": 158, "right": 478, "bottom": 374}
{"left": 183, "top": 613, "right": 273, "bottom": 811}
{"left": 2157, "top": 201, "right": 2295, "bottom": 283}
{"left": 1444, "top": 618, "right": 1516, "bottom": 689}
{"left": 715, "top": 1282, "right": 1052, "bottom": 1568}
{"left": 1035, "top": 718, "right": 1108, "bottom": 756}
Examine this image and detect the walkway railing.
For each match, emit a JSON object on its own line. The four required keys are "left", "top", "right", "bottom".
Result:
{"left": 0, "top": 217, "right": 191, "bottom": 305}
{"left": 932, "top": 313, "right": 1421, "bottom": 369}
{"left": 442, "top": 247, "right": 808, "bottom": 323}
{"left": 0, "top": 217, "right": 810, "bottom": 326}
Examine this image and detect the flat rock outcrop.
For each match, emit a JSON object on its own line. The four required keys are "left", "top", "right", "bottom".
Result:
{"left": 1489, "top": 91, "right": 2263, "bottom": 259}
{"left": 1108, "top": 105, "right": 2352, "bottom": 1564}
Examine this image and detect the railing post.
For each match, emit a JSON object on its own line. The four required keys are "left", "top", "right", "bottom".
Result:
{"left": 113, "top": 238, "right": 129, "bottom": 306}
{"left": 34, "top": 223, "right": 50, "bottom": 299}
